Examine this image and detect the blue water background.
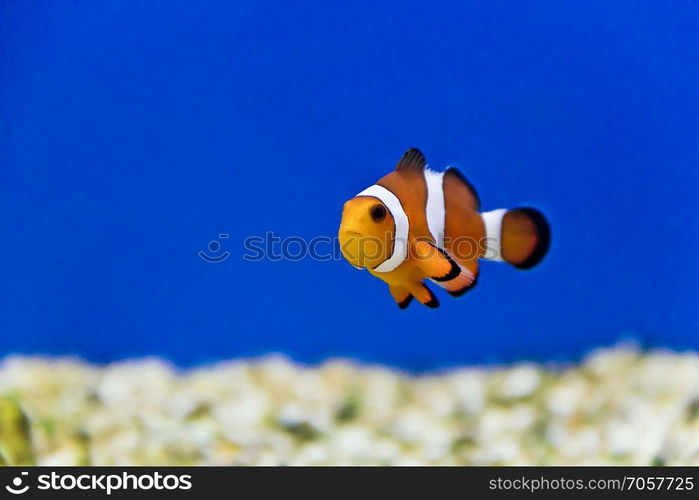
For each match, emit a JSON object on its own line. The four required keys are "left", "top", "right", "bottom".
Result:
{"left": 1, "top": 1, "right": 697, "bottom": 369}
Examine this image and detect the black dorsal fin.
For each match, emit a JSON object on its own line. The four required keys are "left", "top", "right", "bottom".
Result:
{"left": 444, "top": 166, "right": 481, "bottom": 210}
{"left": 395, "top": 148, "right": 426, "bottom": 172}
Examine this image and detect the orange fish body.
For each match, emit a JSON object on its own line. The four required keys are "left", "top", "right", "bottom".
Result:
{"left": 338, "top": 148, "right": 550, "bottom": 309}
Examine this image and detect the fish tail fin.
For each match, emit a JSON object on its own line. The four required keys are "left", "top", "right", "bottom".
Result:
{"left": 481, "top": 207, "right": 550, "bottom": 269}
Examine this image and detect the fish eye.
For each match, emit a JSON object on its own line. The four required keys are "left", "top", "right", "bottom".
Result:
{"left": 370, "top": 204, "right": 386, "bottom": 222}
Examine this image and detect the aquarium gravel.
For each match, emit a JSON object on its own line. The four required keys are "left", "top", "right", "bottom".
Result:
{"left": 1, "top": 344, "right": 698, "bottom": 466}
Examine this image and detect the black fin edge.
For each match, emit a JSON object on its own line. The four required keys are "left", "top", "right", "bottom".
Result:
{"left": 398, "top": 294, "right": 413, "bottom": 310}
{"left": 395, "top": 148, "right": 426, "bottom": 172}
{"left": 511, "top": 207, "right": 551, "bottom": 270}
{"left": 430, "top": 244, "right": 461, "bottom": 282}
{"left": 445, "top": 166, "right": 481, "bottom": 210}
{"left": 423, "top": 285, "right": 440, "bottom": 308}
{"left": 448, "top": 272, "right": 480, "bottom": 298}
{"left": 424, "top": 297, "right": 440, "bottom": 308}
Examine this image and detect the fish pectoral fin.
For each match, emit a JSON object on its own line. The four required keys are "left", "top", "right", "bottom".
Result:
{"left": 389, "top": 285, "right": 413, "bottom": 310}
{"left": 413, "top": 240, "right": 460, "bottom": 282}
{"left": 406, "top": 282, "right": 439, "bottom": 309}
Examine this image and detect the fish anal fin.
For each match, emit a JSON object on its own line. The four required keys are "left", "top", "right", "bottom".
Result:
{"left": 448, "top": 272, "right": 479, "bottom": 297}
{"left": 413, "top": 240, "right": 459, "bottom": 281}
{"left": 432, "top": 259, "right": 479, "bottom": 297}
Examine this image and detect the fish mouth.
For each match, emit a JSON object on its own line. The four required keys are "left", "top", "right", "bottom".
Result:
{"left": 339, "top": 227, "right": 364, "bottom": 239}
{"left": 338, "top": 229, "right": 365, "bottom": 268}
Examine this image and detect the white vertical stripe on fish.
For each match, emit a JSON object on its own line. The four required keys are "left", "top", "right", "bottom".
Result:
{"left": 481, "top": 208, "right": 507, "bottom": 261}
{"left": 424, "top": 169, "right": 445, "bottom": 249}
{"left": 356, "top": 184, "right": 409, "bottom": 273}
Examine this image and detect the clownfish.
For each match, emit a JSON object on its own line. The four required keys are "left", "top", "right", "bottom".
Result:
{"left": 338, "top": 148, "right": 550, "bottom": 309}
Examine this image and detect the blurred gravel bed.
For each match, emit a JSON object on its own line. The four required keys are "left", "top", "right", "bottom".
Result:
{"left": 0, "top": 344, "right": 698, "bottom": 465}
